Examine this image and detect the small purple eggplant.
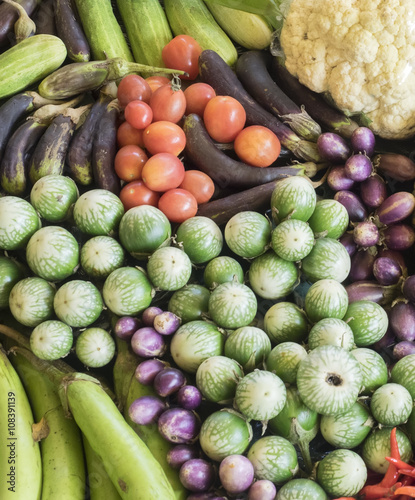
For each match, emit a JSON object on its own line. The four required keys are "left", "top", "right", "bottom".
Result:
{"left": 153, "top": 311, "right": 181, "bottom": 336}
{"left": 177, "top": 385, "right": 203, "bottom": 410}
{"left": 158, "top": 408, "right": 201, "bottom": 444}
{"left": 382, "top": 223, "right": 415, "bottom": 251}
{"left": 353, "top": 221, "right": 380, "bottom": 247}
{"left": 154, "top": 367, "right": 186, "bottom": 397}
{"left": 349, "top": 250, "right": 375, "bottom": 282}
{"left": 128, "top": 395, "right": 167, "bottom": 425}
{"left": 344, "top": 154, "right": 373, "bottom": 182}
{"left": 360, "top": 174, "right": 387, "bottom": 209}
{"left": 114, "top": 316, "right": 141, "bottom": 340}
{"left": 350, "top": 127, "right": 376, "bottom": 156}
{"left": 334, "top": 190, "right": 368, "bottom": 222}
{"left": 134, "top": 359, "right": 167, "bottom": 385}
{"left": 390, "top": 302, "right": 415, "bottom": 341}
{"left": 179, "top": 459, "right": 216, "bottom": 493}
{"left": 130, "top": 327, "right": 166, "bottom": 358}
{"left": 141, "top": 306, "right": 164, "bottom": 326}
{"left": 403, "top": 275, "right": 415, "bottom": 303}
{"left": 373, "top": 257, "right": 402, "bottom": 286}
{"left": 327, "top": 165, "right": 355, "bottom": 191}
{"left": 376, "top": 192, "right": 415, "bottom": 226}
{"left": 317, "top": 132, "right": 351, "bottom": 163}
{"left": 167, "top": 444, "right": 200, "bottom": 470}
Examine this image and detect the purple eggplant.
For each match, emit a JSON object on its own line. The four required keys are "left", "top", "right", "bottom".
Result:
{"left": 339, "top": 232, "right": 358, "bottom": 257}
{"left": 376, "top": 192, "right": 415, "bottom": 226}
{"left": 177, "top": 385, "right": 203, "bottom": 411}
{"left": 153, "top": 311, "right": 181, "bottom": 336}
{"left": 153, "top": 367, "right": 186, "bottom": 397}
{"left": 327, "top": 165, "right": 355, "bottom": 191}
{"left": 334, "top": 190, "right": 368, "bottom": 222}
{"left": 317, "top": 132, "right": 351, "bottom": 163}
{"left": 167, "top": 444, "right": 200, "bottom": 470}
{"left": 382, "top": 223, "right": 415, "bottom": 251}
{"left": 346, "top": 280, "right": 399, "bottom": 305}
{"left": 179, "top": 459, "right": 216, "bottom": 493}
{"left": 374, "top": 153, "right": 415, "bottom": 182}
{"left": 349, "top": 250, "right": 375, "bottom": 282}
{"left": 360, "top": 174, "right": 387, "bottom": 209}
{"left": 187, "top": 495, "right": 226, "bottom": 500}
{"left": 114, "top": 316, "right": 141, "bottom": 340}
{"left": 248, "top": 480, "right": 277, "bottom": 500}
{"left": 158, "top": 408, "right": 201, "bottom": 444}
{"left": 393, "top": 341, "right": 415, "bottom": 360}
{"left": 403, "top": 276, "right": 415, "bottom": 303}
{"left": 142, "top": 306, "right": 164, "bottom": 326}
{"left": 219, "top": 454, "right": 254, "bottom": 495}
{"left": 344, "top": 154, "right": 373, "bottom": 182}
{"left": 134, "top": 359, "right": 166, "bottom": 385}
{"left": 373, "top": 257, "right": 402, "bottom": 286}
{"left": 353, "top": 221, "right": 380, "bottom": 247}
{"left": 350, "top": 127, "right": 376, "bottom": 156}
{"left": 130, "top": 327, "right": 166, "bottom": 358}
{"left": 128, "top": 395, "right": 167, "bottom": 425}
{"left": 372, "top": 326, "right": 396, "bottom": 351}
{"left": 390, "top": 302, "right": 415, "bottom": 341}
{"left": 378, "top": 249, "right": 407, "bottom": 274}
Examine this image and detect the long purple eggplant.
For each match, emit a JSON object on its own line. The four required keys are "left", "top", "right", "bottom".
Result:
{"left": 0, "top": 0, "right": 40, "bottom": 46}
{"left": 54, "top": 0, "right": 90, "bottom": 62}
{"left": 346, "top": 280, "right": 400, "bottom": 305}
{"left": 373, "top": 153, "right": 415, "bottom": 182}
{"left": 198, "top": 50, "right": 321, "bottom": 162}
{"left": 32, "top": 0, "right": 56, "bottom": 35}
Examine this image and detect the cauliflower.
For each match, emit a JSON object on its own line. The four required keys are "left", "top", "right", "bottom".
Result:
{"left": 280, "top": 0, "right": 415, "bottom": 139}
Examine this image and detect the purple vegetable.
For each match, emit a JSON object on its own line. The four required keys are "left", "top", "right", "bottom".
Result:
{"left": 154, "top": 367, "right": 186, "bottom": 397}
{"left": 390, "top": 302, "right": 415, "bottom": 341}
{"left": 154, "top": 311, "right": 181, "bottom": 336}
{"left": 128, "top": 395, "right": 167, "bottom": 425}
{"left": 346, "top": 280, "right": 399, "bottom": 305}
{"left": 353, "top": 221, "right": 380, "bottom": 247}
{"left": 114, "top": 316, "right": 141, "bottom": 340}
{"left": 167, "top": 444, "right": 200, "bottom": 469}
{"left": 327, "top": 165, "right": 355, "bottom": 191}
{"left": 344, "top": 154, "right": 373, "bottom": 182}
{"left": 158, "top": 408, "right": 201, "bottom": 444}
{"left": 373, "top": 257, "right": 402, "bottom": 286}
{"left": 350, "top": 127, "right": 375, "bottom": 156}
{"left": 349, "top": 250, "right": 375, "bottom": 282}
{"left": 142, "top": 306, "right": 163, "bottom": 326}
{"left": 339, "top": 232, "right": 358, "bottom": 257}
{"left": 177, "top": 385, "right": 203, "bottom": 410}
{"left": 376, "top": 192, "right": 415, "bottom": 226}
{"left": 403, "top": 275, "right": 415, "bottom": 303}
{"left": 378, "top": 249, "right": 407, "bottom": 274}
{"left": 179, "top": 459, "right": 216, "bottom": 493}
{"left": 248, "top": 479, "right": 277, "bottom": 500}
{"left": 334, "top": 190, "right": 368, "bottom": 222}
{"left": 393, "top": 341, "right": 415, "bottom": 360}
{"left": 372, "top": 326, "right": 396, "bottom": 351}
{"left": 134, "top": 359, "right": 166, "bottom": 385}
{"left": 382, "top": 223, "right": 415, "bottom": 251}
{"left": 219, "top": 455, "right": 254, "bottom": 494}
{"left": 130, "top": 327, "right": 166, "bottom": 358}
{"left": 187, "top": 494, "right": 226, "bottom": 500}
{"left": 360, "top": 174, "right": 387, "bottom": 209}
{"left": 374, "top": 153, "right": 415, "bottom": 182}
{"left": 317, "top": 132, "right": 351, "bottom": 163}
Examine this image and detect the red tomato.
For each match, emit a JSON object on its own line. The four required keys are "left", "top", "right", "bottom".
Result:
{"left": 117, "top": 74, "right": 152, "bottom": 107}
{"left": 162, "top": 35, "right": 202, "bottom": 80}
{"left": 141, "top": 153, "right": 185, "bottom": 192}
{"left": 124, "top": 100, "right": 153, "bottom": 130}
{"left": 114, "top": 145, "right": 148, "bottom": 182}
{"left": 234, "top": 125, "right": 281, "bottom": 167}
{"left": 143, "top": 121, "right": 186, "bottom": 156}
{"left": 184, "top": 83, "right": 216, "bottom": 116}
{"left": 203, "top": 96, "right": 246, "bottom": 143}
{"left": 158, "top": 188, "right": 198, "bottom": 223}
{"left": 179, "top": 170, "right": 215, "bottom": 204}
{"left": 145, "top": 75, "right": 171, "bottom": 93}
{"left": 119, "top": 180, "right": 160, "bottom": 211}
{"left": 117, "top": 121, "right": 145, "bottom": 148}
{"left": 149, "top": 82, "right": 186, "bottom": 123}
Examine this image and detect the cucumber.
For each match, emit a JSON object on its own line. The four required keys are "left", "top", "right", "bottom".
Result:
{"left": 163, "top": 0, "right": 238, "bottom": 67}
{"left": 116, "top": 0, "right": 172, "bottom": 67}
{"left": 0, "top": 35, "right": 67, "bottom": 99}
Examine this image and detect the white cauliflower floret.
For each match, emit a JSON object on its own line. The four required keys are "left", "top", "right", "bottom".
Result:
{"left": 280, "top": 0, "right": 415, "bottom": 139}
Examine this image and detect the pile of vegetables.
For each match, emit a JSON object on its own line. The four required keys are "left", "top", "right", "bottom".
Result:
{"left": 2, "top": 0, "right": 415, "bottom": 499}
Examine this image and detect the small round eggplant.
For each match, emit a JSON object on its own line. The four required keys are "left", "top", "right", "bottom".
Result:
{"left": 153, "top": 311, "right": 181, "bottom": 336}
{"left": 179, "top": 459, "right": 216, "bottom": 493}
{"left": 317, "top": 132, "right": 351, "bottom": 163}
{"left": 382, "top": 223, "right": 415, "bottom": 251}
{"left": 142, "top": 306, "right": 164, "bottom": 326}
{"left": 334, "top": 190, "right": 368, "bottom": 222}
{"left": 130, "top": 327, "right": 166, "bottom": 358}
{"left": 353, "top": 221, "right": 380, "bottom": 247}
{"left": 327, "top": 165, "right": 355, "bottom": 191}
{"left": 393, "top": 341, "right": 415, "bottom": 360}
{"left": 158, "top": 408, "right": 201, "bottom": 444}
{"left": 114, "top": 316, "right": 141, "bottom": 340}
{"left": 373, "top": 257, "right": 402, "bottom": 286}
{"left": 167, "top": 444, "right": 200, "bottom": 470}
{"left": 403, "top": 275, "right": 415, "bottom": 303}
{"left": 360, "top": 174, "right": 387, "bottom": 209}
{"left": 350, "top": 127, "right": 376, "bottom": 156}
{"left": 153, "top": 367, "right": 186, "bottom": 397}
{"left": 344, "top": 154, "right": 373, "bottom": 182}
{"left": 177, "top": 385, "right": 203, "bottom": 410}
{"left": 378, "top": 248, "right": 407, "bottom": 275}
{"left": 339, "top": 232, "right": 358, "bottom": 257}
{"left": 134, "top": 359, "right": 166, "bottom": 385}
{"left": 128, "top": 395, "right": 167, "bottom": 425}
{"left": 390, "top": 302, "right": 415, "bottom": 341}
{"left": 248, "top": 480, "right": 277, "bottom": 500}
{"left": 349, "top": 250, "right": 375, "bottom": 282}
{"left": 219, "top": 454, "right": 254, "bottom": 495}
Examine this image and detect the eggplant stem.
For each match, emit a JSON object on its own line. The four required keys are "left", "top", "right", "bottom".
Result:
{"left": 298, "top": 439, "right": 314, "bottom": 473}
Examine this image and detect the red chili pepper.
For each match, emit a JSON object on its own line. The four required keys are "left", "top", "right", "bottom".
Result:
{"left": 401, "top": 475, "right": 415, "bottom": 487}
{"left": 399, "top": 469, "right": 415, "bottom": 479}
{"left": 386, "top": 457, "right": 414, "bottom": 471}
{"left": 380, "top": 428, "right": 401, "bottom": 488}
{"left": 331, "top": 497, "right": 356, "bottom": 500}
{"left": 360, "top": 484, "right": 395, "bottom": 498}
{"left": 393, "top": 486, "right": 415, "bottom": 497}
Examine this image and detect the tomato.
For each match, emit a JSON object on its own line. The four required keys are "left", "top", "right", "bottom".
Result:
{"left": 234, "top": 125, "right": 281, "bottom": 167}
{"left": 162, "top": 35, "right": 202, "bottom": 81}
{"left": 143, "top": 121, "right": 186, "bottom": 156}
{"left": 114, "top": 145, "right": 148, "bottom": 182}
{"left": 124, "top": 100, "right": 153, "bottom": 130}
{"left": 179, "top": 170, "right": 215, "bottom": 204}
{"left": 203, "top": 96, "right": 246, "bottom": 143}
{"left": 184, "top": 83, "right": 216, "bottom": 116}
{"left": 149, "top": 81, "right": 187, "bottom": 123}
{"left": 119, "top": 180, "right": 160, "bottom": 211}
{"left": 158, "top": 188, "right": 198, "bottom": 223}
{"left": 145, "top": 75, "right": 171, "bottom": 93}
{"left": 117, "top": 121, "right": 145, "bottom": 148}
{"left": 117, "top": 74, "right": 152, "bottom": 107}
{"left": 141, "top": 153, "right": 185, "bottom": 192}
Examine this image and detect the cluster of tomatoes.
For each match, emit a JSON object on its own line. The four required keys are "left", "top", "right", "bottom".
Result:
{"left": 114, "top": 35, "right": 281, "bottom": 223}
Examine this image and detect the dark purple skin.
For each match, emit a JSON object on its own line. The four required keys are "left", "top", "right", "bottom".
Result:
{"left": 334, "top": 190, "right": 368, "bottom": 222}
{"left": 403, "top": 275, "right": 415, "bottom": 303}
{"left": 130, "top": 327, "right": 166, "bottom": 358}
{"left": 346, "top": 280, "right": 398, "bottom": 305}
{"left": 376, "top": 192, "right": 415, "bottom": 226}
{"left": 54, "top": 0, "right": 91, "bottom": 62}
{"left": 374, "top": 153, "right": 415, "bottom": 182}
{"left": 219, "top": 454, "right": 254, "bottom": 494}
{"left": 390, "top": 302, "right": 415, "bottom": 341}
{"left": 128, "top": 395, "right": 167, "bottom": 425}
{"left": 177, "top": 385, "right": 203, "bottom": 410}
{"left": 372, "top": 326, "right": 396, "bottom": 351}
{"left": 373, "top": 257, "right": 402, "bottom": 285}
{"left": 350, "top": 127, "right": 376, "bottom": 156}
{"left": 327, "top": 165, "right": 355, "bottom": 191}
{"left": 360, "top": 174, "right": 388, "bottom": 209}
{"left": 349, "top": 250, "right": 375, "bottom": 282}
{"left": 153, "top": 368, "right": 186, "bottom": 397}
{"left": 248, "top": 479, "right": 277, "bottom": 500}
{"left": 134, "top": 359, "right": 166, "bottom": 385}
{"left": 180, "top": 459, "right": 216, "bottom": 493}
{"left": 393, "top": 341, "right": 415, "bottom": 360}
{"left": 382, "top": 224, "right": 415, "bottom": 251}
{"left": 317, "top": 132, "right": 351, "bottom": 163}
{"left": 378, "top": 249, "right": 407, "bottom": 274}
{"left": 339, "top": 232, "right": 358, "bottom": 257}
{"left": 353, "top": 221, "right": 380, "bottom": 247}
{"left": 0, "top": 0, "right": 39, "bottom": 47}
{"left": 114, "top": 316, "right": 142, "bottom": 340}
{"left": 167, "top": 444, "right": 200, "bottom": 470}
{"left": 153, "top": 311, "right": 181, "bottom": 336}
{"left": 158, "top": 408, "right": 201, "bottom": 444}
{"left": 142, "top": 306, "right": 164, "bottom": 326}
{"left": 344, "top": 154, "right": 373, "bottom": 182}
